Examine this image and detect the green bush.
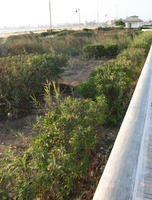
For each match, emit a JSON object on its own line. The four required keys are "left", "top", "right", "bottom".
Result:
{"left": 104, "top": 43, "right": 118, "bottom": 57}
{"left": 78, "top": 32, "right": 152, "bottom": 125}
{"left": 141, "top": 25, "right": 152, "bottom": 29}
{"left": 55, "top": 30, "right": 75, "bottom": 37}
{"left": 77, "top": 59, "right": 133, "bottom": 125}
{"left": 115, "top": 20, "right": 125, "bottom": 27}
{"left": 97, "top": 27, "right": 124, "bottom": 31}
{"left": 0, "top": 53, "right": 67, "bottom": 116}
{"left": 97, "top": 26, "right": 103, "bottom": 31}
{"left": 71, "top": 30, "right": 93, "bottom": 37}
{"left": 41, "top": 31, "right": 52, "bottom": 37}
{"left": 117, "top": 47, "right": 146, "bottom": 80}
{"left": 56, "top": 30, "right": 69, "bottom": 37}
{"left": 82, "top": 43, "right": 118, "bottom": 58}
{"left": 41, "top": 31, "right": 58, "bottom": 37}
{"left": 82, "top": 44, "right": 105, "bottom": 58}
{"left": 83, "top": 28, "right": 92, "bottom": 32}
{"left": 0, "top": 97, "right": 105, "bottom": 200}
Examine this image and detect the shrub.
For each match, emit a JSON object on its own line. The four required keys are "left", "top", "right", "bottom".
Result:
{"left": 77, "top": 59, "right": 133, "bottom": 125}
{"left": 0, "top": 96, "right": 105, "bottom": 200}
{"left": 115, "top": 20, "right": 125, "bottom": 27}
{"left": 3, "top": 34, "right": 47, "bottom": 56}
{"left": 78, "top": 31, "right": 152, "bottom": 126}
{"left": 41, "top": 31, "right": 52, "bottom": 37}
{"left": 56, "top": 30, "right": 69, "bottom": 37}
{"left": 141, "top": 25, "right": 152, "bottom": 29}
{"left": 0, "top": 53, "right": 67, "bottom": 117}
{"left": 117, "top": 47, "right": 146, "bottom": 80}
{"left": 71, "top": 30, "right": 93, "bottom": 37}
{"left": 82, "top": 44, "right": 105, "bottom": 58}
{"left": 41, "top": 31, "right": 58, "bottom": 37}
{"left": 104, "top": 43, "right": 118, "bottom": 57}
{"left": 97, "top": 27, "right": 124, "bottom": 32}
{"left": 83, "top": 28, "right": 92, "bottom": 32}
{"left": 82, "top": 43, "right": 118, "bottom": 58}
{"left": 97, "top": 26, "right": 103, "bottom": 31}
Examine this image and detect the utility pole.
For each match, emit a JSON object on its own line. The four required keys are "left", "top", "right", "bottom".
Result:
{"left": 49, "top": 0, "right": 52, "bottom": 30}
{"left": 97, "top": 0, "right": 99, "bottom": 25}
{"left": 75, "top": 9, "right": 80, "bottom": 26}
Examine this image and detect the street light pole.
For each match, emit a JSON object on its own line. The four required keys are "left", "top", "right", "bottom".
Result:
{"left": 97, "top": 0, "right": 99, "bottom": 24}
{"left": 75, "top": 9, "right": 80, "bottom": 26}
{"left": 49, "top": 0, "right": 52, "bottom": 30}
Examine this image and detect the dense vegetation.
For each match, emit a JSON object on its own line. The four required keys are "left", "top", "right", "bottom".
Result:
{"left": 0, "top": 96, "right": 105, "bottom": 200}
{"left": 0, "top": 29, "right": 135, "bottom": 118}
{"left": 77, "top": 31, "right": 152, "bottom": 125}
{"left": 0, "top": 29, "right": 152, "bottom": 199}
{"left": 0, "top": 54, "right": 67, "bottom": 117}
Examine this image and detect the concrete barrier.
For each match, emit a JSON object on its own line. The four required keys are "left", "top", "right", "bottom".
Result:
{"left": 93, "top": 46, "right": 152, "bottom": 200}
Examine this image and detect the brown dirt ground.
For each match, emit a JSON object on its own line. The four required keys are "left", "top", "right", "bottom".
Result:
{"left": 0, "top": 115, "right": 36, "bottom": 155}
{"left": 61, "top": 57, "right": 107, "bottom": 86}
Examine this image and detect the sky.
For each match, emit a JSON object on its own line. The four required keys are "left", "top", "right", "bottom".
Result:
{"left": 0, "top": 0, "right": 152, "bottom": 27}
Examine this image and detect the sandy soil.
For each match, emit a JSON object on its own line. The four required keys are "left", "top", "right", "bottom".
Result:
{"left": 61, "top": 57, "right": 106, "bottom": 87}
{"left": 0, "top": 115, "right": 36, "bottom": 155}
{"left": 0, "top": 25, "right": 99, "bottom": 39}
{"left": 0, "top": 29, "right": 46, "bottom": 38}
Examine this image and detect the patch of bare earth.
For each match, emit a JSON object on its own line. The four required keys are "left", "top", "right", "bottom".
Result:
{"left": 60, "top": 57, "right": 107, "bottom": 86}
{"left": 0, "top": 115, "right": 36, "bottom": 155}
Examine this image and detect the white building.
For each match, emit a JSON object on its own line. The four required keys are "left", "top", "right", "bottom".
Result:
{"left": 125, "top": 16, "right": 143, "bottom": 28}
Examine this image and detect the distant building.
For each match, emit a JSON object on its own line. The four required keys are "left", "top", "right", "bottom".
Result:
{"left": 125, "top": 16, "right": 143, "bottom": 28}
{"left": 106, "top": 20, "right": 115, "bottom": 27}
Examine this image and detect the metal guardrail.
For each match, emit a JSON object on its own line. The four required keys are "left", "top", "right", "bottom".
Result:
{"left": 93, "top": 46, "right": 152, "bottom": 200}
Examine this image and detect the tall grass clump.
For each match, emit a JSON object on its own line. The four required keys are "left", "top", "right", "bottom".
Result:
{"left": 2, "top": 34, "right": 49, "bottom": 56}
{"left": 94, "top": 30, "right": 137, "bottom": 51}
{"left": 49, "top": 35, "right": 90, "bottom": 56}
{"left": 130, "top": 31, "right": 152, "bottom": 53}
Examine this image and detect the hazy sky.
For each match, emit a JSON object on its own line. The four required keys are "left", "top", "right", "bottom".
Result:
{"left": 0, "top": 0, "right": 151, "bottom": 27}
